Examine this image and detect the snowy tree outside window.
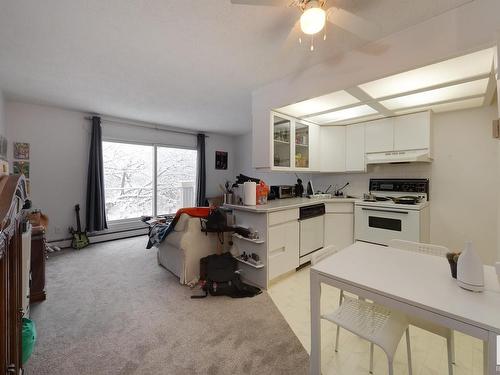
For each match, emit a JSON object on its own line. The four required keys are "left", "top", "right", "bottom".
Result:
{"left": 103, "top": 141, "right": 197, "bottom": 221}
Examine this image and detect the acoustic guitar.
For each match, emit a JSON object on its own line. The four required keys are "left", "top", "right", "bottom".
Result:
{"left": 69, "top": 204, "right": 90, "bottom": 250}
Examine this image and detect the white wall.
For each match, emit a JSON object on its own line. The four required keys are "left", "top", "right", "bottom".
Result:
{"left": 205, "top": 133, "right": 236, "bottom": 198}
{"left": 5, "top": 100, "right": 236, "bottom": 241}
{"left": 6, "top": 101, "right": 90, "bottom": 242}
{"left": 236, "top": 105, "right": 500, "bottom": 265}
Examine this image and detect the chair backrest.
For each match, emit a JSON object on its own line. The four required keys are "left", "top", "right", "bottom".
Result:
{"left": 388, "top": 239, "right": 449, "bottom": 257}
{"left": 311, "top": 245, "right": 339, "bottom": 265}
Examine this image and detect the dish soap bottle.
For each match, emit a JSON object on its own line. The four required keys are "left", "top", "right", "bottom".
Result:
{"left": 457, "top": 241, "right": 484, "bottom": 292}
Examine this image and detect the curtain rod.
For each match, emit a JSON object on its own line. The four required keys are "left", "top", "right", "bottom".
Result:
{"left": 84, "top": 115, "right": 209, "bottom": 138}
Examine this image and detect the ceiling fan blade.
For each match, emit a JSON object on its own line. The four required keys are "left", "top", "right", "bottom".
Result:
{"left": 281, "top": 19, "right": 302, "bottom": 51}
{"left": 230, "top": 0, "right": 290, "bottom": 6}
{"left": 326, "top": 7, "right": 382, "bottom": 41}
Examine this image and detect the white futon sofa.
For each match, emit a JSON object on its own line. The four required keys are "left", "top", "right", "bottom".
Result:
{"left": 157, "top": 213, "right": 219, "bottom": 284}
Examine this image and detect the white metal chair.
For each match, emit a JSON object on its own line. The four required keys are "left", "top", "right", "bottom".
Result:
{"left": 312, "top": 246, "right": 413, "bottom": 375}
{"left": 389, "top": 239, "right": 455, "bottom": 375}
{"left": 311, "top": 246, "right": 344, "bottom": 352}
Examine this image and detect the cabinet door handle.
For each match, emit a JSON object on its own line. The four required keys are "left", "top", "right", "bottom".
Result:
{"left": 361, "top": 208, "right": 408, "bottom": 214}
{"left": 270, "top": 246, "right": 286, "bottom": 256}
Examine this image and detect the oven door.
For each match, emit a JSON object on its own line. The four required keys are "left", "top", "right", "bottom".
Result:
{"left": 354, "top": 205, "right": 421, "bottom": 245}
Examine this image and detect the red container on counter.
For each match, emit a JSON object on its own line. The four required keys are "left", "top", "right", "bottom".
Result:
{"left": 256, "top": 181, "right": 269, "bottom": 205}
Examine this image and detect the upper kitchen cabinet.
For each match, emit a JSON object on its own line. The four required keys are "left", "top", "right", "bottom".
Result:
{"left": 265, "top": 112, "right": 320, "bottom": 171}
{"left": 365, "top": 111, "right": 432, "bottom": 153}
{"left": 365, "top": 117, "right": 394, "bottom": 153}
{"left": 272, "top": 114, "right": 292, "bottom": 168}
{"left": 345, "top": 123, "right": 366, "bottom": 172}
{"left": 393, "top": 111, "right": 431, "bottom": 151}
{"left": 294, "top": 121, "right": 310, "bottom": 169}
{"left": 320, "top": 126, "right": 346, "bottom": 172}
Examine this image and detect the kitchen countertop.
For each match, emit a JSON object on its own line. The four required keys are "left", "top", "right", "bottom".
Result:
{"left": 224, "top": 197, "right": 360, "bottom": 213}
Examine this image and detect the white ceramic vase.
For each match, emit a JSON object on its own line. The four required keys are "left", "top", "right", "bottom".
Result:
{"left": 457, "top": 241, "right": 484, "bottom": 292}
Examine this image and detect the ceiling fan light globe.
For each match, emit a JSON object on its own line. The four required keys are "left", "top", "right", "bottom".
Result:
{"left": 300, "top": 7, "right": 326, "bottom": 35}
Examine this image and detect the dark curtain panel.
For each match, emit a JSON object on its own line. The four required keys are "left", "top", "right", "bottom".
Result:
{"left": 195, "top": 133, "right": 206, "bottom": 207}
{"left": 86, "top": 116, "right": 108, "bottom": 231}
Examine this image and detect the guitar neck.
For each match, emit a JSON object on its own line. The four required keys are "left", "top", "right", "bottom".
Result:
{"left": 75, "top": 205, "right": 83, "bottom": 233}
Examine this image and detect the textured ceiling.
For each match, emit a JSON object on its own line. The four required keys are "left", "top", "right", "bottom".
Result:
{"left": 0, "top": 0, "right": 473, "bottom": 134}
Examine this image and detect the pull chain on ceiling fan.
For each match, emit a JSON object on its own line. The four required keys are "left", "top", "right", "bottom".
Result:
{"left": 299, "top": 0, "right": 327, "bottom": 51}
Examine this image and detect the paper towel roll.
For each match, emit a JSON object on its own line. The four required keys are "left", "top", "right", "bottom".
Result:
{"left": 243, "top": 181, "right": 257, "bottom": 206}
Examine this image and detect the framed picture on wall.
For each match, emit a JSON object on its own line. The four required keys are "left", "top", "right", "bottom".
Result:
{"left": 13, "top": 161, "right": 30, "bottom": 178}
{"left": 13, "top": 142, "right": 30, "bottom": 160}
{"left": 215, "top": 151, "right": 228, "bottom": 170}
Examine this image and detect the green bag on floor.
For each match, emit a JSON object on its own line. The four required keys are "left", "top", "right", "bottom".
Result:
{"left": 22, "top": 317, "right": 36, "bottom": 364}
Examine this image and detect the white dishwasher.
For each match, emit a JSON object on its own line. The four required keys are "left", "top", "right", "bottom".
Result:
{"left": 299, "top": 203, "right": 325, "bottom": 265}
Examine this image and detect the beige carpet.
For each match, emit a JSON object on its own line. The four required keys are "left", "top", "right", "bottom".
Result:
{"left": 25, "top": 236, "right": 309, "bottom": 375}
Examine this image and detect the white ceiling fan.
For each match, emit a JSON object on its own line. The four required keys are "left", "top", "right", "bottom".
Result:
{"left": 230, "top": 0, "right": 380, "bottom": 51}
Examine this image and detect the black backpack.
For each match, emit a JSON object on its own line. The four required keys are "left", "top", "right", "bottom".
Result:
{"left": 191, "top": 253, "right": 262, "bottom": 299}
{"left": 201, "top": 208, "right": 228, "bottom": 233}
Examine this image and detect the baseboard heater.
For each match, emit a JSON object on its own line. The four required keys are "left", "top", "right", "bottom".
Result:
{"left": 49, "top": 226, "right": 148, "bottom": 248}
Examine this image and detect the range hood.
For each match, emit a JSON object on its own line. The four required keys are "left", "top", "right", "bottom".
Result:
{"left": 365, "top": 149, "right": 432, "bottom": 165}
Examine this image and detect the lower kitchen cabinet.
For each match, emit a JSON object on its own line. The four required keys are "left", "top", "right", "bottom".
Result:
{"left": 268, "top": 220, "right": 299, "bottom": 280}
{"left": 324, "top": 213, "right": 354, "bottom": 250}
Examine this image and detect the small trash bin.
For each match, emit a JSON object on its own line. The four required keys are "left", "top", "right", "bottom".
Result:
{"left": 22, "top": 318, "right": 36, "bottom": 364}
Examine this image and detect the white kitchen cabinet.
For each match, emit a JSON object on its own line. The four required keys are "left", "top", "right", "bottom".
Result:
{"left": 268, "top": 220, "right": 299, "bottom": 280}
{"left": 308, "top": 122, "right": 320, "bottom": 171}
{"left": 294, "top": 121, "right": 310, "bottom": 169}
{"left": 365, "top": 117, "right": 394, "bottom": 153}
{"left": 320, "top": 126, "right": 346, "bottom": 172}
{"left": 345, "top": 123, "right": 366, "bottom": 172}
{"left": 266, "top": 112, "right": 320, "bottom": 171}
{"left": 324, "top": 213, "right": 354, "bottom": 250}
{"left": 272, "top": 113, "right": 293, "bottom": 169}
{"left": 394, "top": 111, "right": 431, "bottom": 151}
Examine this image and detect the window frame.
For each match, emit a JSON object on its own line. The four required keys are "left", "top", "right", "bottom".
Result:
{"left": 102, "top": 137, "right": 198, "bottom": 224}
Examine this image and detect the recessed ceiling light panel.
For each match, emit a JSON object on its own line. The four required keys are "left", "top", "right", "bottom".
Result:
{"left": 359, "top": 48, "right": 496, "bottom": 99}
{"left": 308, "top": 105, "right": 378, "bottom": 124}
{"left": 276, "top": 90, "right": 360, "bottom": 118}
{"left": 394, "top": 97, "right": 485, "bottom": 115}
{"left": 379, "top": 78, "right": 489, "bottom": 111}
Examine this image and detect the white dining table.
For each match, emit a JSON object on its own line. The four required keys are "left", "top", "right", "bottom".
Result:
{"left": 310, "top": 241, "right": 500, "bottom": 375}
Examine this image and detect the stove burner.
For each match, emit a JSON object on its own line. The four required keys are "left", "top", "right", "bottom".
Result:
{"left": 363, "top": 194, "right": 423, "bottom": 205}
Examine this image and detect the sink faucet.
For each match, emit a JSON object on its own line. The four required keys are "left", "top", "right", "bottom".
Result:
{"left": 334, "top": 182, "right": 350, "bottom": 197}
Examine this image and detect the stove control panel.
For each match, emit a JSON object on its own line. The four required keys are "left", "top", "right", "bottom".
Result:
{"left": 369, "top": 178, "right": 429, "bottom": 196}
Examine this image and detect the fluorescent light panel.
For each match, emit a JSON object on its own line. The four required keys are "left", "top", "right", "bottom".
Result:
{"left": 394, "top": 97, "right": 485, "bottom": 115}
{"left": 359, "top": 48, "right": 496, "bottom": 99}
{"left": 308, "top": 105, "right": 378, "bottom": 124}
{"left": 276, "top": 90, "right": 359, "bottom": 118}
{"left": 380, "top": 78, "right": 489, "bottom": 111}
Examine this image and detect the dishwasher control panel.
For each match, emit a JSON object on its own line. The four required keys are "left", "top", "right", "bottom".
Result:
{"left": 299, "top": 203, "right": 325, "bottom": 220}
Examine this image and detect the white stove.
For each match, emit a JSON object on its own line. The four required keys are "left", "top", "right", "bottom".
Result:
{"left": 355, "top": 179, "right": 430, "bottom": 246}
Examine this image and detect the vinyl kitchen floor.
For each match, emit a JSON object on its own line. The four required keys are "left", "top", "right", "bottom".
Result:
{"left": 268, "top": 266, "right": 485, "bottom": 375}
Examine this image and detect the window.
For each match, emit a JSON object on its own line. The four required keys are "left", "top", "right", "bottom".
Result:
{"left": 156, "top": 146, "right": 197, "bottom": 215}
{"left": 102, "top": 141, "right": 197, "bottom": 222}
